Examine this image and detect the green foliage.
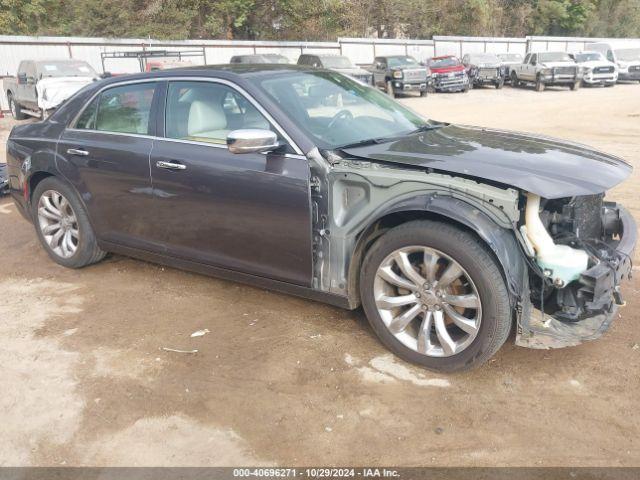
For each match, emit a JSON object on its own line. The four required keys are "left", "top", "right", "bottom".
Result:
{"left": 1, "top": 0, "right": 639, "bottom": 40}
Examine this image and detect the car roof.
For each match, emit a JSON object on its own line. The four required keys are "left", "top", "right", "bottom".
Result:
{"left": 97, "top": 64, "right": 322, "bottom": 86}
{"left": 34, "top": 59, "right": 91, "bottom": 65}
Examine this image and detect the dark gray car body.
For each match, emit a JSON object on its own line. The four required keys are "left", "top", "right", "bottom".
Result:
{"left": 6, "top": 65, "right": 635, "bottom": 349}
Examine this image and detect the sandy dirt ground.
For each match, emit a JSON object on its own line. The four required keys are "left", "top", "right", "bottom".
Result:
{"left": 0, "top": 83, "right": 639, "bottom": 467}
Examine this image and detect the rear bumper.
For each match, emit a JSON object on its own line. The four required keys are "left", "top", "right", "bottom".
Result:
{"left": 516, "top": 203, "right": 636, "bottom": 349}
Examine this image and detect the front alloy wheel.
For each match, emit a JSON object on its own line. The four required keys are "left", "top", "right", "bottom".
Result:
{"left": 360, "top": 220, "right": 512, "bottom": 372}
{"left": 373, "top": 246, "right": 481, "bottom": 357}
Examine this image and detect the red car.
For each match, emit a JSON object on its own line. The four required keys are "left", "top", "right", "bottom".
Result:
{"left": 427, "top": 56, "right": 470, "bottom": 92}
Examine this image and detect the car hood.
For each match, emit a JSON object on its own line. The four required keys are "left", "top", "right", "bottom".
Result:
{"left": 472, "top": 62, "right": 501, "bottom": 68}
{"left": 430, "top": 65, "right": 465, "bottom": 74}
{"left": 580, "top": 60, "right": 616, "bottom": 68}
{"left": 342, "top": 124, "right": 632, "bottom": 199}
{"left": 540, "top": 61, "right": 577, "bottom": 68}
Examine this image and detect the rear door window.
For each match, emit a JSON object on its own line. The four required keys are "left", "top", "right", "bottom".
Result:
{"left": 93, "top": 83, "right": 156, "bottom": 135}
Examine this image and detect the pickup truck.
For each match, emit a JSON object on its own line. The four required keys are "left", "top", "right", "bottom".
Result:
{"left": 510, "top": 52, "right": 581, "bottom": 92}
{"left": 366, "top": 55, "right": 428, "bottom": 97}
{"left": 570, "top": 51, "right": 617, "bottom": 87}
{"left": 426, "top": 56, "right": 469, "bottom": 92}
{"left": 4, "top": 59, "right": 98, "bottom": 120}
{"left": 462, "top": 52, "right": 505, "bottom": 89}
{"left": 297, "top": 54, "right": 373, "bottom": 85}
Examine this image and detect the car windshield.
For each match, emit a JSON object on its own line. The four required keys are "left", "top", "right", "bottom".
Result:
{"left": 263, "top": 54, "right": 289, "bottom": 64}
{"left": 469, "top": 54, "right": 499, "bottom": 63}
{"left": 37, "top": 61, "right": 97, "bottom": 78}
{"left": 538, "top": 52, "right": 573, "bottom": 62}
{"left": 575, "top": 52, "right": 605, "bottom": 62}
{"left": 321, "top": 56, "right": 353, "bottom": 69}
{"left": 250, "top": 70, "right": 428, "bottom": 150}
{"left": 429, "top": 57, "right": 460, "bottom": 68}
{"left": 497, "top": 53, "right": 523, "bottom": 62}
{"left": 387, "top": 56, "right": 419, "bottom": 68}
{"left": 616, "top": 48, "right": 640, "bottom": 61}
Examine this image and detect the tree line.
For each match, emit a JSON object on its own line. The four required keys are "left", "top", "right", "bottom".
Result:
{"left": 1, "top": 0, "right": 639, "bottom": 41}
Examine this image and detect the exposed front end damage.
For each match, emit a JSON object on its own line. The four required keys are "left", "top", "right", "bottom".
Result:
{"left": 516, "top": 195, "right": 636, "bottom": 349}
{"left": 308, "top": 146, "right": 635, "bottom": 350}
{"left": 307, "top": 147, "right": 525, "bottom": 306}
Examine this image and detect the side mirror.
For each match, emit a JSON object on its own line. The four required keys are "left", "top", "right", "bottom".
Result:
{"left": 17, "top": 72, "right": 27, "bottom": 84}
{"left": 227, "top": 129, "right": 279, "bottom": 154}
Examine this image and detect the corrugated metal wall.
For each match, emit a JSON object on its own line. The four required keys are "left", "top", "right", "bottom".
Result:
{"left": 1, "top": 34, "right": 640, "bottom": 111}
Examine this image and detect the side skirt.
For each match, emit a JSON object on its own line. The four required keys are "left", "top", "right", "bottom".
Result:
{"left": 100, "top": 241, "right": 354, "bottom": 310}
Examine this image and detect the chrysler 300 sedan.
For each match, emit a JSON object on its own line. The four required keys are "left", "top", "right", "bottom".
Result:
{"left": 6, "top": 65, "right": 636, "bottom": 371}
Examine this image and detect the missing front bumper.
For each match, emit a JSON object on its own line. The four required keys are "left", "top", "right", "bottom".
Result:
{"left": 515, "top": 203, "right": 636, "bottom": 349}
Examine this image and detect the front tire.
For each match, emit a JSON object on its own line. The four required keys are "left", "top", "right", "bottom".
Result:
{"left": 32, "top": 177, "right": 106, "bottom": 268}
{"left": 570, "top": 80, "right": 580, "bottom": 91}
{"left": 535, "top": 75, "right": 545, "bottom": 92}
{"left": 386, "top": 80, "right": 396, "bottom": 98}
{"left": 360, "top": 220, "right": 512, "bottom": 372}
{"left": 510, "top": 71, "right": 520, "bottom": 87}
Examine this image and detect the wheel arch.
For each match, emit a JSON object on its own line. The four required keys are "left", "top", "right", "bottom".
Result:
{"left": 346, "top": 196, "right": 527, "bottom": 309}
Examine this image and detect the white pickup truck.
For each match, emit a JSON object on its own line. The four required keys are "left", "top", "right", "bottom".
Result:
{"left": 510, "top": 51, "right": 581, "bottom": 92}
{"left": 4, "top": 59, "right": 99, "bottom": 119}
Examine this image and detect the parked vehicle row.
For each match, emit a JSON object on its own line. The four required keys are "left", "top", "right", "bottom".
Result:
{"left": 4, "top": 43, "right": 640, "bottom": 121}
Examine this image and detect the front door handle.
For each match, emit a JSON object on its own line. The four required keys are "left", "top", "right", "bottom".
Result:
{"left": 156, "top": 160, "right": 187, "bottom": 171}
{"left": 67, "top": 148, "right": 89, "bottom": 156}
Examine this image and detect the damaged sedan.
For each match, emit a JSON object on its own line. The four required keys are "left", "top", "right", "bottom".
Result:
{"left": 6, "top": 65, "right": 636, "bottom": 371}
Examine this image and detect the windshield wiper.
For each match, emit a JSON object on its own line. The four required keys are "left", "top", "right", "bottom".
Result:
{"left": 337, "top": 137, "right": 390, "bottom": 150}
{"left": 337, "top": 124, "right": 446, "bottom": 150}
{"left": 408, "top": 123, "right": 446, "bottom": 134}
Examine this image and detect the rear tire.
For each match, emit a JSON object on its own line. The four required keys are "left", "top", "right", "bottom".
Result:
{"left": 359, "top": 220, "right": 512, "bottom": 372}
{"left": 8, "top": 94, "right": 26, "bottom": 120}
{"left": 32, "top": 177, "right": 106, "bottom": 269}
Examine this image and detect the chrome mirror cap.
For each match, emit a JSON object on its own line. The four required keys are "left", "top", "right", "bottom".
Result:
{"left": 227, "top": 129, "right": 279, "bottom": 154}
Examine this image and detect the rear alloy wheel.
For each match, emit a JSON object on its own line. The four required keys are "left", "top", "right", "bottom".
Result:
{"left": 37, "top": 190, "right": 80, "bottom": 259}
{"left": 32, "top": 177, "right": 106, "bottom": 268}
{"left": 360, "top": 220, "right": 511, "bottom": 372}
{"left": 8, "top": 94, "right": 26, "bottom": 120}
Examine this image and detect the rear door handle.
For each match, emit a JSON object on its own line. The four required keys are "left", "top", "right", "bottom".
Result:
{"left": 67, "top": 148, "right": 89, "bottom": 156}
{"left": 156, "top": 160, "right": 187, "bottom": 171}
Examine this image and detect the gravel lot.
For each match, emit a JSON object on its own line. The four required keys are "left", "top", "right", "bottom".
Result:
{"left": 1, "top": 84, "right": 639, "bottom": 467}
